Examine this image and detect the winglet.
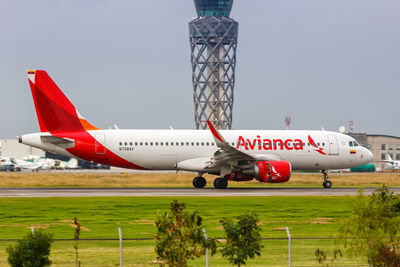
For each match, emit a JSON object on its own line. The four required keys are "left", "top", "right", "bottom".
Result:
{"left": 207, "top": 120, "right": 228, "bottom": 146}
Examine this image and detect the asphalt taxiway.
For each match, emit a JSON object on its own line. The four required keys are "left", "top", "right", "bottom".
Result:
{"left": 0, "top": 187, "right": 398, "bottom": 197}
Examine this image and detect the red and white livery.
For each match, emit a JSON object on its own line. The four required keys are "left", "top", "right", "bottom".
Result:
{"left": 20, "top": 70, "right": 373, "bottom": 188}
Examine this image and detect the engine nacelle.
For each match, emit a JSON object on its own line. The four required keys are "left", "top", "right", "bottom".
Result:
{"left": 241, "top": 161, "right": 291, "bottom": 183}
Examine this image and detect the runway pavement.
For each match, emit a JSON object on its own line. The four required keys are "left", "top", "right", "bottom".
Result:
{"left": 0, "top": 187, "right": 399, "bottom": 197}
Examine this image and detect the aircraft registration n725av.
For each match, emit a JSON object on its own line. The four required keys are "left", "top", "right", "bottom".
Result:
{"left": 20, "top": 70, "right": 373, "bottom": 188}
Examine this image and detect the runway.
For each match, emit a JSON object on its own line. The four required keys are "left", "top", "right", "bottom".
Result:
{"left": 0, "top": 187, "right": 398, "bottom": 197}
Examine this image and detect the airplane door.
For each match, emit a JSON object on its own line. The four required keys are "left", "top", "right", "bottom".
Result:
{"left": 95, "top": 134, "right": 106, "bottom": 155}
{"left": 327, "top": 135, "right": 339, "bottom": 155}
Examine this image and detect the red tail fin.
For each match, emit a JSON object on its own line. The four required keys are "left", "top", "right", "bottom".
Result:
{"left": 27, "top": 70, "right": 99, "bottom": 132}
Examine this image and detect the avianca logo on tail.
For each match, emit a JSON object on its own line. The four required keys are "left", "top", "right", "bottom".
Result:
{"left": 308, "top": 135, "right": 327, "bottom": 155}
{"left": 236, "top": 136, "right": 304, "bottom": 151}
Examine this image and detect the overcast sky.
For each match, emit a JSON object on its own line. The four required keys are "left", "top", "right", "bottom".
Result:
{"left": 1, "top": 0, "right": 399, "bottom": 138}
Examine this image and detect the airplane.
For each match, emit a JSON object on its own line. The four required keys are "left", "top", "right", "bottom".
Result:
{"left": 19, "top": 70, "right": 373, "bottom": 188}
{"left": 58, "top": 158, "right": 80, "bottom": 170}
{"left": 0, "top": 156, "right": 15, "bottom": 171}
{"left": 385, "top": 152, "right": 400, "bottom": 171}
{"left": 0, "top": 156, "right": 43, "bottom": 172}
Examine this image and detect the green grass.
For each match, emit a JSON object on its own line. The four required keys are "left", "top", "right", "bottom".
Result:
{"left": 0, "top": 196, "right": 367, "bottom": 266}
{"left": 0, "top": 239, "right": 366, "bottom": 266}
{"left": 0, "top": 197, "right": 351, "bottom": 239}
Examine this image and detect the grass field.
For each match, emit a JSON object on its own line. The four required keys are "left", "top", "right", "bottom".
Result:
{"left": 0, "top": 171, "right": 399, "bottom": 188}
{"left": 0, "top": 196, "right": 368, "bottom": 266}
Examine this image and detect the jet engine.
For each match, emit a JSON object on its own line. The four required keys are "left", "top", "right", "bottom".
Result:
{"left": 241, "top": 161, "right": 291, "bottom": 183}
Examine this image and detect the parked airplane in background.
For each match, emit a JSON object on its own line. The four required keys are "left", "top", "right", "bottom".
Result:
{"left": 20, "top": 70, "right": 373, "bottom": 188}
{"left": 385, "top": 152, "right": 400, "bottom": 170}
{"left": 58, "top": 158, "right": 79, "bottom": 170}
{"left": 0, "top": 156, "right": 43, "bottom": 171}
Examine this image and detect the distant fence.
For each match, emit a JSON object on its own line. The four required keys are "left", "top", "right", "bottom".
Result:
{"left": 0, "top": 237, "right": 338, "bottom": 241}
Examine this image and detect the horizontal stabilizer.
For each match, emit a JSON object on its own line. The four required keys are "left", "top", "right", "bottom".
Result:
{"left": 41, "top": 135, "right": 75, "bottom": 149}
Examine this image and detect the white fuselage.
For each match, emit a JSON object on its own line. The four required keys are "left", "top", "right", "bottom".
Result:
{"left": 21, "top": 129, "right": 373, "bottom": 172}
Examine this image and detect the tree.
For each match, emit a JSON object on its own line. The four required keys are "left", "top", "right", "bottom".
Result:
{"left": 7, "top": 229, "right": 53, "bottom": 267}
{"left": 337, "top": 186, "right": 400, "bottom": 266}
{"left": 155, "top": 200, "right": 216, "bottom": 267}
{"left": 220, "top": 212, "right": 263, "bottom": 267}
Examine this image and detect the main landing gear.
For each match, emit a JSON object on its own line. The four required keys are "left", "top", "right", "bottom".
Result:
{"left": 192, "top": 174, "right": 229, "bottom": 189}
{"left": 322, "top": 170, "right": 332, "bottom": 189}
{"left": 192, "top": 176, "right": 206, "bottom": 188}
{"left": 213, "top": 177, "right": 228, "bottom": 189}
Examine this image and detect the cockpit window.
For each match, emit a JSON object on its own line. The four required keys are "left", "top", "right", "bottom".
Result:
{"left": 349, "top": 141, "right": 353, "bottom": 147}
{"left": 353, "top": 141, "right": 359, "bottom": 146}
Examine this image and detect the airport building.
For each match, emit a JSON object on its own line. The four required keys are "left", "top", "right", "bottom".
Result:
{"left": 349, "top": 133, "right": 400, "bottom": 171}
{"left": 0, "top": 139, "right": 44, "bottom": 159}
{"left": 189, "top": 0, "right": 238, "bottom": 130}
{"left": 0, "top": 139, "right": 109, "bottom": 170}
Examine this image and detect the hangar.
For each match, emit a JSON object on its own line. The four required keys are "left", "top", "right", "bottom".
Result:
{"left": 349, "top": 133, "right": 400, "bottom": 171}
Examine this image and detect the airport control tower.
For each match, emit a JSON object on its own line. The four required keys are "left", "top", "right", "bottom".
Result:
{"left": 189, "top": 0, "right": 238, "bottom": 129}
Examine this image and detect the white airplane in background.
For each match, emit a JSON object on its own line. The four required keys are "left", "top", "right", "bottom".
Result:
{"left": 20, "top": 70, "right": 373, "bottom": 188}
{"left": 58, "top": 158, "right": 79, "bottom": 170}
{"left": 0, "top": 156, "right": 43, "bottom": 171}
{"left": 25, "top": 155, "right": 79, "bottom": 170}
{"left": 385, "top": 152, "right": 400, "bottom": 170}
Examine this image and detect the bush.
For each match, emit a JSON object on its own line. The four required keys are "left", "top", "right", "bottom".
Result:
{"left": 7, "top": 230, "right": 53, "bottom": 267}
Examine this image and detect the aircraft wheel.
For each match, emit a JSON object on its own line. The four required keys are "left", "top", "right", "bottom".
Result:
{"left": 213, "top": 177, "right": 228, "bottom": 189}
{"left": 192, "top": 177, "right": 206, "bottom": 188}
{"left": 323, "top": 180, "right": 332, "bottom": 189}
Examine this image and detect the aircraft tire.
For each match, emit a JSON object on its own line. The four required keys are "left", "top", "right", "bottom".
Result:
{"left": 323, "top": 180, "right": 332, "bottom": 189}
{"left": 193, "top": 177, "right": 206, "bottom": 188}
{"left": 213, "top": 177, "right": 228, "bottom": 189}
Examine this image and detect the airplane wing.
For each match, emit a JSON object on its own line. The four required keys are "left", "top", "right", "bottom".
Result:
{"left": 206, "top": 121, "right": 280, "bottom": 168}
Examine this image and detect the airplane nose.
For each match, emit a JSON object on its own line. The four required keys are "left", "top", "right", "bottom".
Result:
{"left": 365, "top": 149, "right": 373, "bottom": 163}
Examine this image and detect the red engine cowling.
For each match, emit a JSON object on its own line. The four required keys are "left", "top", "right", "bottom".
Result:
{"left": 241, "top": 161, "right": 291, "bottom": 183}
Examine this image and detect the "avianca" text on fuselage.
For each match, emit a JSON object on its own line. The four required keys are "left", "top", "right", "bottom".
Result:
{"left": 236, "top": 136, "right": 304, "bottom": 151}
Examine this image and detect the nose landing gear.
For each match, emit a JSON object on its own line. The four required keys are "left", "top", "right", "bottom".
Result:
{"left": 322, "top": 170, "right": 332, "bottom": 188}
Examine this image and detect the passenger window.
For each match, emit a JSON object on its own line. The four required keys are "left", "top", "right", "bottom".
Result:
{"left": 135, "top": 142, "right": 138, "bottom": 146}
{"left": 155, "top": 142, "right": 158, "bottom": 146}
{"left": 166, "top": 142, "right": 168, "bottom": 146}
{"left": 196, "top": 142, "right": 199, "bottom": 146}
{"left": 181, "top": 142, "right": 184, "bottom": 146}
{"left": 160, "top": 142, "right": 163, "bottom": 146}
{"left": 171, "top": 142, "right": 173, "bottom": 146}
{"left": 186, "top": 142, "right": 189, "bottom": 146}
{"left": 322, "top": 143, "right": 325, "bottom": 146}
{"left": 150, "top": 142, "right": 153, "bottom": 146}
{"left": 124, "top": 142, "right": 127, "bottom": 146}
{"left": 130, "top": 142, "right": 133, "bottom": 146}
{"left": 176, "top": 142, "right": 179, "bottom": 146}
{"left": 140, "top": 142, "right": 143, "bottom": 146}
{"left": 191, "top": 142, "right": 194, "bottom": 146}
{"left": 145, "top": 142, "right": 148, "bottom": 146}
{"left": 119, "top": 142, "right": 122, "bottom": 146}
{"left": 206, "top": 142, "right": 209, "bottom": 146}
{"left": 212, "top": 142, "right": 214, "bottom": 146}
{"left": 201, "top": 142, "right": 204, "bottom": 146}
